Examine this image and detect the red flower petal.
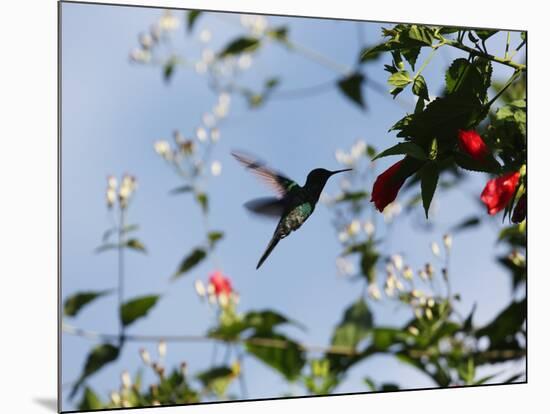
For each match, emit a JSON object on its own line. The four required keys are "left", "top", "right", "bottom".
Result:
{"left": 371, "top": 160, "right": 406, "bottom": 212}
{"left": 480, "top": 171, "right": 520, "bottom": 215}
{"left": 457, "top": 129, "right": 489, "bottom": 162}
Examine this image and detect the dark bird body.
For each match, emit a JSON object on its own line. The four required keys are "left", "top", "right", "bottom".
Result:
{"left": 232, "top": 152, "right": 351, "bottom": 269}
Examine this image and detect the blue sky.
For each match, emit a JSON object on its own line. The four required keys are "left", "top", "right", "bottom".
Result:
{"left": 60, "top": 2, "right": 525, "bottom": 410}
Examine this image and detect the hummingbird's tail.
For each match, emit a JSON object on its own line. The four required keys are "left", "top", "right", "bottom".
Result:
{"left": 256, "top": 235, "right": 280, "bottom": 269}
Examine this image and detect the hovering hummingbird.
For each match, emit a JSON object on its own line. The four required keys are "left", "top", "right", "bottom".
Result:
{"left": 232, "top": 151, "right": 352, "bottom": 269}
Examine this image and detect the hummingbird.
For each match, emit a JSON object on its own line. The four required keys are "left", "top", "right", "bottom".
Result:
{"left": 232, "top": 151, "right": 352, "bottom": 269}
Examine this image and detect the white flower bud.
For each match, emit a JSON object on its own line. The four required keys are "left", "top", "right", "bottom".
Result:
{"left": 139, "top": 33, "right": 154, "bottom": 50}
{"left": 211, "top": 161, "right": 222, "bottom": 176}
{"left": 431, "top": 242, "right": 440, "bottom": 257}
{"left": 157, "top": 340, "right": 167, "bottom": 359}
{"left": 210, "top": 128, "right": 221, "bottom": 142}
{"left": 158, "top": 11, "right": 180, "bottom": 31}
{"left": 402, "top": 266, "right": 413, "bottom": 280}
{"left": 238, "top": 53, "right": 253, "bottom": 70}
{"left": 110, "top": 391, "right": 121, "bottom": 406}
{"left": 139, "top": 348, "right": 151, "bottom": 365}
{"left": 154, "top": 140, "right": 171, "bottom": 158}
{"left": 121, "top": 370, "right": 131, "bottom": 389}
{"left": 196, "top": 127, "right": 208, "bottom": 142}
{"left": 408, "top": 326, "right": 419, "bottom": 336}
{"left": 201, "top": 48, "right": 215, "bottom": 64}
{"left": 199, "top": 29, "right": 212, "bottom": 43}
{"left": 443, "top": 234, "right": 452, "bottom": 250}
{"left": 348, "top": 219, "right": 361, "bottom": 236}
{"left": 368, "top": 283, "right": 381, "bottom": 300}
{"left": 202, "top": 112, "right": 216, "bottom": 128}
{"left": 425, "top": 307, "right": 433, "bottom": 320}
{"left": 391, "top": 254, "right": 403, "bottom": 271}
{"left": 218, "top": 292, "right": 229, "bottom": 307}
{"left": 364, "top": 220, "right": 375, "bottom": 237}
{"left": 194, "top": 280, "right": 206, "bottom": 298}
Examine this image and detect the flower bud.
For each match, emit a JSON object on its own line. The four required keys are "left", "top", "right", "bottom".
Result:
{"left": 139, "top": 348, "right": 151, "bottom": 365}
{"left": 211, "top": 161, "right": 222, "bottom": 176}
{"left": 194, "top": 279, "right": 206, "bottom": 298}
{"left": 391, "top": 254, "right": 403, "bottom": 271}
{"left": 431, "top": 242, "right": 440, "bottom": 257}
{"left": 196, "top": 127, "right": 208, "bottom": 142}
{"left": 121, "top": 370, "right": 131, "bottom": 389}
{"left": 364, "top": 220, "right": 375, "bottom": 237}
{"left": 443, "top": 234, "right": 452, "bottom": 250}
{"left": 368, "top": 283, "right": 381, "bottom": 300}
{"left": 199, "top": 29, "right": 212, "bottom": 43}
{"left": 402, "top": 266, "right": 413, "bottom": 280}
{"left": 408, "top": 326, "right": 419, "bottom": 336}
{"left": 157, "top": 340, "right": 167, "bottom": 359}
{"left": 110, "top": 391, "right": 121, "bottom": 406}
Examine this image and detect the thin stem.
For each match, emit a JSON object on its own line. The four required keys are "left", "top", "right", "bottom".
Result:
{"left": 236, "top": 345, "right": 248, "bottom": 399}
{"left": 486, "top": 69, "right": 522, "bottom": 108}
{"left": 118, "top": 208, "right": 126, "bottom": 344}
{"left": 504, "top": 31, "right": 511, "bottom": 60}
{"left": 285, "top": 40, "right": 352, "bottom": 76}
{"left": 444, "top": 38, "right": 526, "bottom": 71}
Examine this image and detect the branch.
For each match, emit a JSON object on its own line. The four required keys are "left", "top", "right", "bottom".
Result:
{"left": 444, "top": 39, "right": 526, "bottom": 72}
{"left": 62, "top": 323, "right": 361, "bottom": 356}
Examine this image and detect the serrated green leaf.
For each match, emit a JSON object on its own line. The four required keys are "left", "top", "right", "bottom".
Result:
{"left": 412, "top": 75, "right": 429, "bottom": 100}
{"left": 64, "top": 290, "right": 113, "bottom": 317}
{"left": 388, "top": 71, "right": 412, "bottom": 88}
{"left": 196, "top": 366, "right": 235, "bottom": 397}
{"left": 218, "top": 37, "right": 260, "bottom": 57}
{"left": 402, "top": 47, "right": 421, "bottom": 70}
{"left": 373, "top": 142, "right": 428, "bottom": 161}
{"left": 245, "top": 332, "right": 305, "bottom": 381}
{"left": 475, "top": 29, "right": 497, "bottom": 40}
{"left": 121, "top": 295, "right": 160, "bottom": 327}
{"left": 420, "top": 162, "right": 439, "bottom": 219}
{"left": 337, "top": 73, "right": 365, "bottom": 109}
{"left": 173, "top": 248, "right": 207, "bottom": 279}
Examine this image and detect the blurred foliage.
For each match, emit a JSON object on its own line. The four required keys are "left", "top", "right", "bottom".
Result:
{"left": 63, "top": 10, "right": 526, "bottom": 411}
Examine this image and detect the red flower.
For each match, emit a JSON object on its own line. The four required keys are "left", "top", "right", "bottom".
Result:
{"left": 480, "top": 171, "right": 520, "bottom": 215}
{"left": 457, "top": 129, "right": 489, "bottom": 162}
{"left": 511, "top": 193, "right": 527, "bottom": 223}
{"left": 208, "top": 271, "right": 233, "bottom": 296}
{"left": 371, "top": 160, "right": 406, "bottom": 212}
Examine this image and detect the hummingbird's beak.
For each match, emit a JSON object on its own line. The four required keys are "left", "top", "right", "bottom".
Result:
{"left": 330, "top": 168, "right": 353, "bottom": 175}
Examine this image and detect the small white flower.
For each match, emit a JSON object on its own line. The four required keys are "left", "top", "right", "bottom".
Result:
{"left": 213, "top": 103, "right": 228, "bottom": 118}
{"left": 363, "top": 220, "right": 375, "bottom": 237}
{"left": 427, "top": 298, "right": 435, "bottom": 308}
{"left": 338, "top": 231, "right": 349, "bottom": 243}
{"left": 158, "top": 11, "right": 180, "bottom": 31}
{"left": 202, "top": 112, "right": 216, "bottom": 128}
{"left": 110, "top": 391, "right": 121, "bottom": 406}
{"left": 391, "top": 254, "right": 403, "bottom": 271}
{"left": 199, "top": 29, "right": 212, "bottom": 43}
{"left": 411, "top": 289, "right": 423, "bottom": 298}
{"left": 348, "top": 219, "right": 361, "bottom": 236}
{"left": 351, "top": 139, "right": 366, "bottom": 160}
{"left": 139, "top": 33, "right": 154, "bottom": 50}
{"left": 211, "top": 161, "right": 222, "bottom": 176}
{"left": 121, "top": 370, "right": 132, "bottom": 389}
{"left": 402, "top": 266, "right": 413, "bottom": 280}
{"left": 107, "top": 175, "right": 117, "bottom": 189}
{"left": 210, "top": 128, "right": 221, "bottom": 142}
{"left": 443, "top": 234, "right": 452, "bottom": 251}
{"left": 158, "top": 340, "right": 167, "bottom": 359}
{"left": 218, "top": 92, "right": 231, "bottom": 107}
{"left": 154, "top": 140, "right": 171, "bottom": 158}
{"left": 431, "top": 242, "right": 441, "bottom": 257}
{"left": 383, "top": 202, "right": 402, "bottom": 223}
{"left": 425, "top": 263, "right": 434, "bottom": 279}
{"left": 336, "top": 257, "right": 355, "bottom": 276}
{"left": 106, "top": 188, "right": 116, "bottom": 208}
{"left": 368, "top": 283, "right": 381, "bottom": 300}
{"left": 194, "top": 280, "right": 206, "bottom": 297}
{"left": 251, "top": 16, "right": 268, "bottom": 35}
{"left": 425, "top": 307, "right": 433, "bottom": 320}
{"left": 150, "top": 24, "right": 162, "bottom": 42}
{"left": 335, "top": 149, "right": 353, "bottom": 166}
{"left": 129, "top": 48, "right": 151, "bottom": 63}
{"left": 418, "top": 269, "right": 428, "bottom": 281}
{"left": 196, "top": 127, "right": 208, "bottom": 142}
{"left": 139, "top": 348, "right": 151, "bottom": 365}
{"left": 408, "top": 326, "right": 419, "bottom": 336}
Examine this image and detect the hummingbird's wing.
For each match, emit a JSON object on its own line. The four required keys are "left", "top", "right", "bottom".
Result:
{"left": 231, "top": 151, "right": 298, "bottom": 198}
{"left": 244, "top": 197, "right": 286, "bottom": 218}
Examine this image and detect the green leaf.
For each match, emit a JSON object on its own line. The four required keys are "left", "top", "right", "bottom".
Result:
{"left": 454, "top": 152, "right": 500, "bottom": 173}
{"left": 207, "top": 231, "right": 224, "bottom": 248}
{"left": 78, "top": 387, "right": 103, "bottom": 410}
{"left": 196, "top": 366, "right": 235, "bottom": 397}
{"left": 475, "top": 29, "right": 497, "bottom": 40}
{"left": 476, "top": 298, "right": 526, "bottom": 347}
{"left": 196, "top": 192, "right": 208, "bottom": 213}
{"left": 170, "top": 185, "right": 194, "bottom": 195}
{"left": 187, "top": 10, "right": 201, "bottom": 33}
{"left": 102, "top": 226, "right": 138, "bottom": 243}
{"left": 402, "top": 47, "right": 421, "bottom": 70}
{"left": 331, "top": 299, "right": 372, "bottom": 349}
{"left": 245, "top": 332, "right": 305, "bottom": 381}
{"left": 244, "top": 310, "right": 305, "bottom": 333}
{"left": 173, "top": 248, "right": 207, "bottom": 279}
{"left": 408, "top": 25, "right": 435, "bottom": 46}
{"left": 120, "top": 295, "right": 160, "bottom": 327}
{"left": 125, "top": 238, "right": 147, "bottom": 253}
{"left": 445, "top": 58, "right": 493, "bottom": 102}
{"left": 412, "top": 75, "right": 429, "bottom": 101}
{"left": 64, "top": 290, "right": 113, "bottom": 317}
{"left": 267, "top": 26, "right": 288, "bottom": 42}
{"left": 218, "top": 37, "right": 261, "bottom": 57}
{"left": 388, "top": 71, "right": 412, "bottom": 88}
{"left": 420, "top": 162, "right": 439, "bottom": 219}
{"left": 70, "top": 344, "right": 120, "bottom": 399}
{"left": 373, "top": 142, "right": 428, "bottom": 161}
{"left": 337, "top": 73, "right": 365, "bottom": 109}
{"left": 450, "top": 215, "right": 481, "bottom": 233}
{"left": 359, "top": 44, "right": 384, "bottom": 63}
{"left": 372, "top": 327, "right": 407, "bottom": 350}
{"left": 265, "top": 77, "right": 280, "bottom": 89}
{"left": 163, "top": 57, "right": 178, "bottom": 83}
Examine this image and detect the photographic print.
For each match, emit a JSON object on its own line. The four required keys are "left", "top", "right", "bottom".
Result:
{"left": 59, "top": 1, "right": 527, "bottom": 411}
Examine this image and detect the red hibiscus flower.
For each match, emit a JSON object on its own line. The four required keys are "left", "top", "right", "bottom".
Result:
{"left": 208, "top": 271, "right": 233, "bottom": 296}
{"left": 457, "top": 129, "right": 489, "bottom": 162}
{"left": 371, "top": 160, "right": 406, "bottom": 212}
{"left": 480, "top": 171, "right": 520, "bottom": 215}
{"left": 511, "top": 193, "right": 527, "bottom": 223}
